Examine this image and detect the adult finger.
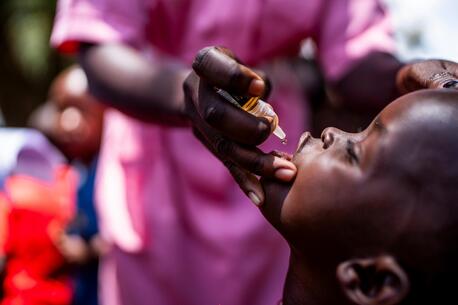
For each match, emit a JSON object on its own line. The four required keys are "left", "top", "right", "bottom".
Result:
{"left": 397, "top": 59, "right": 458, "bottom": 93}
{"left": 197, "top": 81, "right": 271, "bottom": 145}
{"left": 437, "top": 60, "right": 458, "bottom": 89}
{"left": 193, "top": 129, "right": 295, "bottom": 206}
{"left": 423, "top": 60, "right": 458, "bottom": 89}
{"left": 184, "top": 70, "right": 271, "bottom": 146}
{"left": 192, "top": 46, "right": 266, "bottom": 97}
{"left": 193, "top": 128, "right": 264, "bottom": 205}
{"left": 224, "top": 160, "right": 265, "bottom": 206}
{"left": 253, "top": 68, "right": 272, "bottom": 100}
{"left": 195, "top": 121, "right": 296, "bottom": 179}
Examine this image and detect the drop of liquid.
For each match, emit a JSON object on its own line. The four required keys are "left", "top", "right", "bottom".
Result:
{"left": 273, "top": 125, "right": 287, "bottom": 145}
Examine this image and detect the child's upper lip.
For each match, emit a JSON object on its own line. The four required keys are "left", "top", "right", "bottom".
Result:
{"left": 295, "top": 132, "right": 313, "bottom": 154}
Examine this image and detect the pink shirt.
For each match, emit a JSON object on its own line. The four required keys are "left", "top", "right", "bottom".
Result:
{"left": 52, "top": 1, "right": 394, "bottom": 305}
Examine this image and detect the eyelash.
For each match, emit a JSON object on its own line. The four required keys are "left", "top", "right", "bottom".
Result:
{"left": 346, "top": 140, "right": 359, "bottom": 164}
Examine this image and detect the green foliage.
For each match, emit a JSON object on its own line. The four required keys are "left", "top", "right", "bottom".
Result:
{"left": 0, "top": 0, "right": 70, "bottom": 126}
{"left": 2, "top": 0, "right": 56, "bottom": 82}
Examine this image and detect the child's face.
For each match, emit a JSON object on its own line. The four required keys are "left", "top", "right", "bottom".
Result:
{"left": 31, "top": 67, "right": 104, "bottom": 162}
{"left": 261, "top": 89, "right": 458, "bottom": 304}
{"left": 263, "top": 93, "right": 418, "bottom": 249}
{"left": 262, "top": 90, "right": 455, "bottom": 262}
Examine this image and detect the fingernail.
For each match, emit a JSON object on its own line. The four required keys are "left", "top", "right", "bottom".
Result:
{"left": 443, "top": 80, "right": 458, "bottom": 89}
{"left": 248, "top": 191, "right": 262, "bottom": 206}
{"left": 249, "top": 79, "right": 265, "bottom": 96}
{"left": 275, "top": 168, "right": 296, "bottom": 181}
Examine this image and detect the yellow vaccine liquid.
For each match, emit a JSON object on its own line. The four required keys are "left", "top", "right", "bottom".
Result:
{"left": 216, "top": 89, "right": 287, "bottom": 144}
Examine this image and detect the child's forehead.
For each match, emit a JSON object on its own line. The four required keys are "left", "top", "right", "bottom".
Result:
{"left": 371, "top": 91, "right": 458, "bottom": 188}
{"left": 381, "top": 90, "right": 458, "bottom": 121}
{"left": 51, "top": 68, "right": 88, "bottom": 101}
{"left": 370, "top": 91, "right": 458, "bottom": 157}
{"left": 62, "top": 68, "right": 88, "bottom": 96}
{"left": 376, "top": 93, "right": 418, "bottom": 125}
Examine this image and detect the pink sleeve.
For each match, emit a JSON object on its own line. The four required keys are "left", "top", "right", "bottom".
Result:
{"left": 51, "top": 0, "right": 153, "bottom": 53}
{"left": 316, "top": 0, "right": 395, "bottom": 81}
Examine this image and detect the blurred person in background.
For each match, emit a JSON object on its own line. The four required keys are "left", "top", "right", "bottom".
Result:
{"left": 29, "top": 64, "right": 106, "bottom": 305}
{"left": 0, "top": 128, "right": 76, "bottom": 305}
{"left": 50, "top": 1, "right": 458, "bottom": 305}
{"left": 0, "top": 65, "right": 105, "bottom": 305}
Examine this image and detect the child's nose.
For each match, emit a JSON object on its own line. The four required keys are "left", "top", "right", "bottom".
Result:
{"left": 321, "top": 127, "right": 353, "bottom": 149}
{"left": 321, "top": 127, "right": 337, "bottom": 149}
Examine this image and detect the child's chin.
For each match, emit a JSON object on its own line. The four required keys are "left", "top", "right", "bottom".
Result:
{"left": 259, "top": 177, "right": 291, "bottom": 229}
{"left": 260, "top": 177, "right": 291, "bottom": 206}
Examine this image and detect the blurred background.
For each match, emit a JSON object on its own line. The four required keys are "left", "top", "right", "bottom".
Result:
{"left": 0, "top": 0, "right": 456, "bottom": 127}
{"left": 0, "top": 0, "right": 70, "bottom": 126}
{"left": 384, "top": 0, "right": 458, "bottom": 62}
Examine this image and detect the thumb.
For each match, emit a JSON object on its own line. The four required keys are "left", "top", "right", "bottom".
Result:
{"left": 224, "top": 161, "right": 265, "bottom": 206}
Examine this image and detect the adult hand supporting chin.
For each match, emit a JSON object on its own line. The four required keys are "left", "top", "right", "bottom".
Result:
{"left": 183, "top": 46, "right": 297, "bottom": 207}
{"left": 397, "top": 59, "right": 458, "bottom": 93}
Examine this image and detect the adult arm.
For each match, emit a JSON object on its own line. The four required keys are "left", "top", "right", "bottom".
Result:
{"left": 52, "top": 0, "right": 189, "bottom": 124}
{"left": 331, "top": 54, "right": 458, "bottom": 114}
{"left": 329, "top": 52, "right": 402, "bottom": 114}
{"left": 314, "top": 0, "right": 454, "bottom": 117}
{"left": 79, "top": 43, "right": 189, "bottom": 126}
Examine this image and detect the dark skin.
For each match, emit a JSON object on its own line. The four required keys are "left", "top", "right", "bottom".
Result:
{"left": 185, "top": 47, "right": 458, "bottom": 205}
{"left": 78, "top": 43, "right": 458, "bottom": 205}
{"left": 79, "top": 43, "right": 188, "bottom": 125}
{"left": 260, "top": 89, "right": 458, "bottom": 305}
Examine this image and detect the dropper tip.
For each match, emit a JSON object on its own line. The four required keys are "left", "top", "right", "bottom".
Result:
{"left": 273, "top": 125, "right": 287, "bottom": 145}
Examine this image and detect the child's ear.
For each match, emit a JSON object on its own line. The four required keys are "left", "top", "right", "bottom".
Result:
{"left": 336, "top": 255, "right": 409, "bottom": 305}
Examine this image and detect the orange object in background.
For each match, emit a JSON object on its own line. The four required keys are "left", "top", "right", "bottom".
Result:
{"left": 1, "top": 165, "right": 77, "bottom": 305}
